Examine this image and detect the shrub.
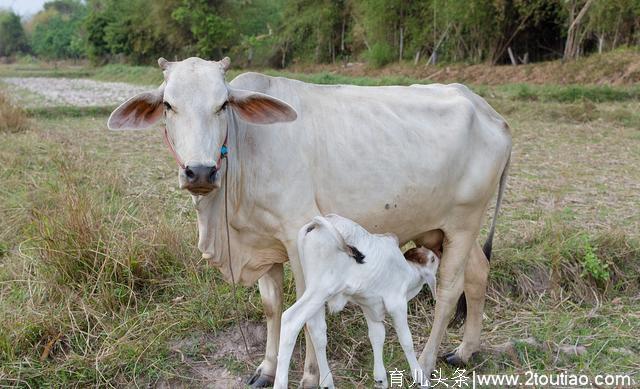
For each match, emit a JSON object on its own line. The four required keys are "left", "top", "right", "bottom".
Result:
{"left": 579, "top": 237, "right": 610, "bottom": 284}
{"left": 366, "top": 42, "right": 395, "bottom": 68}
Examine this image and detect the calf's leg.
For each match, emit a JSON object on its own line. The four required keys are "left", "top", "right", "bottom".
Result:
{"left": 363, "top": 312, "right": 388, "bottom": 388}
{"left": 249, "top": 263, "right": 284, "bottom": 387}
{"left": 306, "top": 306, "right": 335, "bottom": 388}
{"left": 274, "top": 293, "right": 325, "bottom": 389}
{"left": 286, "top": 242, "right": 320, "bottom": 387}
{"left": 389, "top": 303, "right": 427, "bottom": 387}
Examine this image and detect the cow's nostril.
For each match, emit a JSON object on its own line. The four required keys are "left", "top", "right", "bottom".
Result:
{"left": 209, "top": 168, "right": 217, "bottom": 183}
{"left": 185, "top": 167, "right": 195, "bottom": 179}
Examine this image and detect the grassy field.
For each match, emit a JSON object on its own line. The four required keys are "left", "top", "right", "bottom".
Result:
{"left": 0, "top": 64, "right": 639, "bottom": 387}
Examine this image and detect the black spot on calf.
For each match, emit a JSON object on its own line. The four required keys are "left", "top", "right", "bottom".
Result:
{"left": 347, "top": 245, "right": 366, "bottom": 264}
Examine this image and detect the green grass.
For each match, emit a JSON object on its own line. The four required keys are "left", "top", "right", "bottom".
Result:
{"left": 260, "top": 69, "right": 425, "bottom": 86}
{"left": 0, "top": 63, "right": 94, "bottom": 79}
{"left": 499, "top": 83, "right": 640, "bottom": 102}
{"left": 1, "top": 72, "right": 639, "bottom": 387}
{"left": 93, "top": 64, "right": 164, "bottom": 86}
{"left": 25, "top": 105, "right": 116, "bottom": 118}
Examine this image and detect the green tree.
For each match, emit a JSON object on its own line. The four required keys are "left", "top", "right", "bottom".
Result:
{"left": 586, "top": 0, "right": 640, "bottom": 53}
{"left": 85, "top": 0, "right": 186, "bottom": 64}
{"left": 0, "top": 11, "right": 29, "bottom": 57}
{"left": 29, "top": 0, "right": 86, "bottom": 59}
{"left": 278, "top": 0, "right": 352, "bottom": 66}
{"left": 171, "top": 0, "right": 235, "bottom": 59}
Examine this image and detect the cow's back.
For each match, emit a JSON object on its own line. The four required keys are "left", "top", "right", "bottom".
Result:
{"left": 229, "top": 73, "right": 511, "bottom": 242}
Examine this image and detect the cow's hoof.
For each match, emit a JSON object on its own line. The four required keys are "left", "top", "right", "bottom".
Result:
{"left": 247, "top": 370, "right": 274, "bottom": 388}
{"left": 442, "top": 351, "right": 466, "bottom": 367}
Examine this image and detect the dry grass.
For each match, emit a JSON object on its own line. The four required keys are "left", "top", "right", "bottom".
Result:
{"left": 0, "top": 76, "right": 639, "bottom": 387}
{"left": 0, "top": 91, "right": 30, "bottom": 133}
{"left": 0, "top": 122, "right": 265, "bottom": 386}
{"left": 287, "top": 47, "right": 640, "bottom": 86}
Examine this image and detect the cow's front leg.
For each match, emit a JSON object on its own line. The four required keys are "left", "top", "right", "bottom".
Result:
{"left": 443, "top": 243, "right": 489, "bottom": 366}
{"left": 248, "top": 263, "right": 284, "bottom": 388}
{"left": 286, "top": 241, "right": 320, "bottom": 388}
{"left": 418, "top": 231, "right": 475, "bottom": 375}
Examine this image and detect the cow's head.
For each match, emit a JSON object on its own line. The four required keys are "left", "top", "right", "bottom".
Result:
{"left": 107, "top": 57, "right": 297, "bottom": 195}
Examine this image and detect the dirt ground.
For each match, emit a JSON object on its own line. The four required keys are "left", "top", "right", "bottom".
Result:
{"left": 2, "top": 77, "right": 148, "bottom": 107}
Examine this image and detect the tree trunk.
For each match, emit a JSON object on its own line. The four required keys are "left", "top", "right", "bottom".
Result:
{"left": 340, "top": 15, "right": 346, "bottom": 54}
{"left": 597, "top": 33, "right": 604, "bottom": 53}
{"left": 507, "top": 47, "right": 517, "bottom": 65}
{"left": 426, "top": 23, "right": 451, "bottom": 66}
{"left": 564, "top": 0, "right": 594, "bottom": 60}
{"left": 399, "top": 27, "right": 404, "bottom": 61}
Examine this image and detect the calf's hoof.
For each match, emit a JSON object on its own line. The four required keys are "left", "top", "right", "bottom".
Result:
{"left": 374, "top": 379, "right": 389, "bottom": 388}
{"left": 247, "top": 370, "right": 274, "bottom": 388}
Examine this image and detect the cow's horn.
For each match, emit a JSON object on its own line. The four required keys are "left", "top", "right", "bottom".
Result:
{"left": 219, "top": 57, "right": 231, "bottom": 71}
{"left": 158, "top": 57, "right": 171, "bottom": 70}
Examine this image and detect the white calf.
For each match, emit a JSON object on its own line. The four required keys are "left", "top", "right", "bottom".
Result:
{"left": 274, "top": 214, "right": 439, "bottom": 388}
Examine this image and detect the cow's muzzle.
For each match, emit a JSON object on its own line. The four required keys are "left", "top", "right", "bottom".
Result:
{"left": 182, "top": 164, "right": 218, "bottom": 195}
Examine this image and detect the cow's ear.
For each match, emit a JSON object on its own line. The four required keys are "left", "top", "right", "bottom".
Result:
{"left": 108, "top": 87, "right": 164, "bottom": 130}
{"left": 228, "top": 87, "right": 297, "bottom": 125}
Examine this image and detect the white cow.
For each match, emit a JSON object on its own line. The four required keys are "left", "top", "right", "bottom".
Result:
{"left": 274, "top": 214, "right": 439, "bottom": 389}
{"left": 107, "top": 56, "right": 511, "bottom": 387}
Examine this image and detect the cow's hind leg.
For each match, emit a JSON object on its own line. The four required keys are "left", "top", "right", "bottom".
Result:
{"left": 249, "top": 263, "right": 284, "bottom": 388}
{"left": 443, "top": 243, "right": 488, "bottom": 366}
{"left": 418, "top": 229, "right": 476, "bottom": 375}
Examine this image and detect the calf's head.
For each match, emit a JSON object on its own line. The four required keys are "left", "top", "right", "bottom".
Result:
{"left": 107, "top": 57, "right": 297, "bottom": 195}
{"left": 404, "top": 246, "right": 440, "bottom": 297}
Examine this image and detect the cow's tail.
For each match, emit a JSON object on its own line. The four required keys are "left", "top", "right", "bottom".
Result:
{"left": 482, "top": 155, "right": 510, "bottom": 261}
{"left": 299, "top": 216, "right": 365, "bottom": 264}
{"left": 450, "top": 155, "right": 510, "bottom": 327}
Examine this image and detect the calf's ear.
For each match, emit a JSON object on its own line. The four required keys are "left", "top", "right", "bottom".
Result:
{"left": 228, "top": 87, "right": 297, "bottom": 125}
{"left": 108, "top": 87, "right": 164, "bottom": 130}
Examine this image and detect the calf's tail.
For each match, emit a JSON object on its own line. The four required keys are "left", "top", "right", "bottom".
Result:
{"left": 450, "top": 155, "right": 510, "bottom": 327}
{"left": 299, "top": 216, "right": 365, "bottom": 264}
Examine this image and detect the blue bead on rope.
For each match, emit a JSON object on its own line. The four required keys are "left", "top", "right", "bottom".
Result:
{"left": 221, "top": 145, "right": 229, "bottom": 157}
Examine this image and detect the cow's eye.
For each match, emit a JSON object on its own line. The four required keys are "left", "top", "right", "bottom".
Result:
{"left": 217, "top": 101, "right": 228, "bottom": 113}
{"left": 164, "top": 101, "right": 173, "bottom": 111}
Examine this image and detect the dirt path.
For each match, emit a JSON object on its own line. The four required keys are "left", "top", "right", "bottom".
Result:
{"left": 1, "top": 76, "right": 150, "bottom": 107}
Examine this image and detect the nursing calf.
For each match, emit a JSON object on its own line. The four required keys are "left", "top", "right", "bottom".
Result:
{"left": 274, "top": 215, "right": 440, "bottom": 388}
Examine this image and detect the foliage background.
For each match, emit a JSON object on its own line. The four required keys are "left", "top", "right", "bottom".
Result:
{"left": 0, "top": 0, "right": 638, "bottom": 67}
